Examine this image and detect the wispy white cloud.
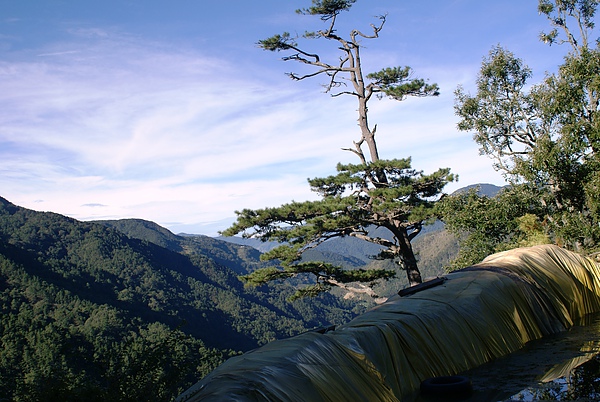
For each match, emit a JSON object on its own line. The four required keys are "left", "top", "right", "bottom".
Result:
{"left": 0, "top": 30, "right": 383, "bottom": 234}
{"left": 37, "top": 50, "right": 80, "bottom": 57}
{"left": 1, "top": 3, "right": 528, "bottom": 235}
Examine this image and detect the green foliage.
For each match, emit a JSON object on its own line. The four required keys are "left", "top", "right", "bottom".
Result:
{"left": 367, "top": 67, "right": 440, "bottom": 101}
{"left": 226, "top": 218, "right": 459, "bottom": 300}
{"left": 437, "top": 186, "right": 547, "bottom": 269}
{"left": 289, "top": 283, "right": 332, "bottom": 301}
{"left": 0, "top": 257, "right": 225, "bottom": 401}
{"left": 296, "top": 0, "right": 356, "bottom": 19}
{"left": 240, "top": 266, "right": 293, "bottom": 285}
{"left": 538, "top": 0, "right": 598, "bottom": 47}
{"left": 451, "top": 0, "right": 600, "bottom": 256}
{"left": 454, "top": 46, "right": 534, "bottom": 179}
{"left": 225, "top": 159, "right": 454, "bottom": 296}
{"left": 0, "top": 196, "right": 363, "bottom": 401}
{"left": 259, "top": 0, "right": 357, "bottom": 51}
{"left": 516, "top": 213, "right": 552, "bottom": 247}
{"left": 257, "top": 32, "right": 296, "bottom": 52}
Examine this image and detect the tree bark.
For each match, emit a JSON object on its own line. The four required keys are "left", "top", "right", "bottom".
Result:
{"left": 392, "top": 226, "right": 422, "bottom": 286}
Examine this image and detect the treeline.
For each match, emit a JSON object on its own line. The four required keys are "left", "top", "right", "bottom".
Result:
{"left": 0, "top": 197, "right": 361, "bottom": 401}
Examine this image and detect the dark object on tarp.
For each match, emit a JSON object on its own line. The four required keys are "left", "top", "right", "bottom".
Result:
{"left": 398, "top": 276, "right": 446, "bottom": 297}
{"left": 420, "top": 375, "right": 472, "bottom": 400}
{"left": 177, "top": 245, "right": 600, "bottom": 402}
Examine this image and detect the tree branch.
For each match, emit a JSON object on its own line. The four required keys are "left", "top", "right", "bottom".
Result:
{"left": 350, "top": 14, "right": 387, "bottom": 41}
{"left": 323, "top": 277, "right": 388, "bottom": 304}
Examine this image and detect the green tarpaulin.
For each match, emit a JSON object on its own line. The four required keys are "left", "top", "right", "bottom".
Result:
{"left": 178, "top": 245, "right": 600, "bottom": 401}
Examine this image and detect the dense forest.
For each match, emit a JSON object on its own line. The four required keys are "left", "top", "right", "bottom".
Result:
{"left": 0, "top": 180, "right": 493, "bottom": 401}
{"left": 0, "top": 196, "right": 372, "bottom": 401}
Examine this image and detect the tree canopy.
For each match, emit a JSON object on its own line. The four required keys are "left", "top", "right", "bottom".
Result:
{"left": 0, "top": 197, "right": 362, "bottom": 400}
{"left": 441, "top": 0, "right": 600, "bottom": 266}
{"left": 223, "top": 0, "right": 455, "bottom": 301}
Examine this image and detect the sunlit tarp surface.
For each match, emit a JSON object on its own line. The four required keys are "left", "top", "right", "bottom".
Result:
{"left": 177, "top": 245, "right": 600, "bottom": 401}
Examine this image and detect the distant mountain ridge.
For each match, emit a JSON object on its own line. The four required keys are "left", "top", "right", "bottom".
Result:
{"left": 452, "top": 182, "right": 505, "bottom": 197}
{"left": 0, "top": 196, "right": 362, "bottom": 400}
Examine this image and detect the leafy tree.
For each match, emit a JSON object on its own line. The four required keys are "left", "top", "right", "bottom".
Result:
{"left": 437, "top": 185, "right": 548, "bottom": 270}
{"left": 223, "top": 0, "right": 455, "bottom": 300}
{"left": 442, "top": 0, "right": 600, "bottom": 266}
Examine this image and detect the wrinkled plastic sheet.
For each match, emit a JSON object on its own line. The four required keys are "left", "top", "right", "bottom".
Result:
{"left": 177, "top": 245, "right": 600, "bottom": 401}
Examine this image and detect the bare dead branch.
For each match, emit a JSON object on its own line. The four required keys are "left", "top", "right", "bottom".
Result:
{"left": 324, "top": 278, "right": 388, "bottom": 304}
{"left": 350, "top": 14, "right": 387, "bottom": 42}
{"left": 407, "top": 223, "right": 422, "bottom": 241}
{"left": 350, "top": 232, "right": 396, "bottom": 248}
{"left": 341, "top": 139, "right": 366, "bottom": 163}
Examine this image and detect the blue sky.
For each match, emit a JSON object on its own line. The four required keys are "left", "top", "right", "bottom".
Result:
{"left": 1, "top": 1, "right": 572, "bottom": 235}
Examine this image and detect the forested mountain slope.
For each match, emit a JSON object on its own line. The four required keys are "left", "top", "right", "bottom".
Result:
{"left": 0, "top": 197, "right": 359, "bottom": 401}
{"left": 0, "top": 185, "right": 496, "bottom": 400}
{"left": 98, "top": 219, "right": 263, "bottom": 276}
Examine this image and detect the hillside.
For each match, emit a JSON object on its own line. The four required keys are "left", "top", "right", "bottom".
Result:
{"left": 453, "top": 182, "right": 505, "bottom": 197}
{"left": 0, "top": 197, "right": 360, "bottom": 401}
{"left": 0, "top": 184, "right": 499, "bottom": 400}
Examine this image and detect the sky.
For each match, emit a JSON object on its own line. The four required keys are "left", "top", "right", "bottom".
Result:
{"left": 1, "top": 0, "right": 573, "bottom": 235}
